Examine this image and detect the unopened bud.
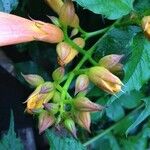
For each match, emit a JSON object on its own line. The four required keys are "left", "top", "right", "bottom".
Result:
{"left": 52, "top": 67, "right": 65, "bottom": 82}
{"left": 53, "top": 91, "right": 61, "bottom": 103}
{"left": 45, "top": 0, "right": 63, "bottom": 14}
{"left": 56, "top": 42, "right": 78, "bottom": 66}
{"left": 47, "top": 16, "right": 61, "bottom": 27}
{"left": 75, "top": 74, "right": 89, "bottom": 95}
{"left": 64, "top": 119, "right": 77, "bottom": 138}
{"left": 75, "top": 111, "right": 91, "bottom": 132}
{"left": 21, "top": 73, "right": 44, "bottom": 87}
{"left": 98, "top": 54, "right": 124, "bottom": 72}
{"left": 88, "top": 66, "right": 123, "bottom": 94}
{"left": 142, "top": 16, "right": 150, "bottom": 38}
{"left": 70, "top": 28, "right": 79, "bottom": 38}
{"left": 25, "top": 82, "right": 55, "bottom": 113}
{"left": 38, "top": 111, "right": 55, "bottom": 134}
{"left": 43, "top": 103, "right": 59, "bottom": 114}
{"left": 59, "top": 0, "right": 79, "bottom": 27}
{"left": 73, "top": 97, "right": 103, "bottom": 112}
{"left": 73, "top": 37, "right": 85, "bottom": 48}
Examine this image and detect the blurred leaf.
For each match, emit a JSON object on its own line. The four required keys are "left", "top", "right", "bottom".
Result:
{"left": 0, "top": 111, "right": 23, "bottom": 150}
{"left": 119, "top": 135, "right": 147, "bottom": 150}
{"left": 0, "top": 0, "right": 18, "bottom": 13}
{"left": 106, "top": 101, "right": 125, "bottom": 121}
{"left": 94, "top": 26, "right": 141, "bottom": 60}
{"left": 120, "top": 91, "right": 144, "bottom": 109}
{"left": 74, "top": 0, "right": 134, "bottom": 20}
{"left": 45, "top": 128, "right": 85, "bottom": 150}
{"left": 134, "top": 0, "right": 150, "bottom": 15}
{"left": 126, "top": 97, "right": 150, "bottom": 135}
{"left": 108, "top": 33, "right": 150, "bottom": 104}
{"left": 90, "top": 133, "right": 120, "bottom": 150}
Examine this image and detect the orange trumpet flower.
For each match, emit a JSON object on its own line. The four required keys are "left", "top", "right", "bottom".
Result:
{"left": 0, "top": 12, "right": 64, "bottom": 46}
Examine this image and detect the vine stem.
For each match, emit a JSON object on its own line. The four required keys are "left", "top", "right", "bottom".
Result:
{"left": 83, "top": 103, "right": 144, "bottom": 147}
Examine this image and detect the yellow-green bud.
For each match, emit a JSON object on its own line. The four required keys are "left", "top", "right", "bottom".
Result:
{"left": 43, "top": 103, "right": 59, "bottom": 114}
{"left": 53, "top": 91, "right": 61, "bottom": 103}
{"left": 21, "top": 73, "right": 44, "bottom": 87}
{"left": 52, "top": 67, "right": 65, "bottom": 82}
{"left": 47, "top": 16, "right": 61, "bottom": 27}
{"left": 64, "top": 118, "right": 77, "bottom": 138}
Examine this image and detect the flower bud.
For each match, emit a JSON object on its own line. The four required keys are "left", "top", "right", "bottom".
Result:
{"left": 75, "top": 111, "right": 91, "bottom": 132}
{"left": 44, "top": 0, "right": 63, "bottom": 14}
{"left": 73, "top": 37, "right": 85, "bottom": 48}
{"left": 142, "top": 16, "right": 150, "bottom": 38}
{"left": 64, "top": 119, "right": 77, "bottom": 138}
{"left": 56, "top": 42, "right": 78, "bottom": 66}
{"left": 38, "top": 111, "right": 55, "bottom": 134}
{"left": 43, "top": 103, "right": 59, "bottom": 114}
{"left": 53, "top": 91, "right": 61, "bottom": 103}
{"left": 75, "top": 74, "right": 89, "bottom": 95}
{"left": 21, "top": 73, "right": 44, "bottom": 87}
{"left": 70, "top": 28, "right": 79, "bottom": 38}
{"left": 52, "top": 67, "right": 65, "bottom": 82}
{"left": 59, "top": 0, "right": 79, "bottom": 27}
{"left": 25, "top": 82, "right": 55, "bottom": 113}
{"left": 88, "top": 66, "right": 123, "bottom": 94}
{"left": 73, "top": 97, "right": 104, "bottom": 112}
{"left": 98, "top": 54, "right": 124, "bottom": 73}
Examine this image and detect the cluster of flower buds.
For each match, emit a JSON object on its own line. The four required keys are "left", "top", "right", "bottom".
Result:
{"left": 142, "top": 16, "right": 150, "bottom": 38}
{"left": 22, "top": 68, "right": 104, "bottom": 137}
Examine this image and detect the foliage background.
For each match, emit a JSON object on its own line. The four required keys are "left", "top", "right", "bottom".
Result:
{"left": 1, "top": 0, "right": 150, "bottom": 149}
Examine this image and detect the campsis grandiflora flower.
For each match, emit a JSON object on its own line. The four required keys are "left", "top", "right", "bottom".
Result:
{"left": 98, "top": 54, "right": 124, "bottom": 73}
{"left": 142, "top": 16, "right": 150, "bottom": 38}
{"left": 24, "top": 82, "right": 55, "bottom": 113}
{"left": 0, "top": 12, "right": 64, "bottom": 46}
{"left": 88, "top": 66, "right": 123, "bottom": 94}
{"left": 56, "top": 37, "right": 85, "bottom": 66}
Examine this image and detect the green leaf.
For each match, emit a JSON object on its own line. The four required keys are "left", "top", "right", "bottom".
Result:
{"left": 0, "top": 111, "right": 23, "bottom": 150}
{"left": 74, "top": 0, "right": 134, "bottom": 20}
{"left": 126, "top": 97, "right": 150, "bottom": 135}
{"left": 109, "top": 33, "right": 150, "bottom": 104}
{"left": 134, "top": 0, "right": 150, "bottom": 16}
{"left": 45, "top": 128, "right": 85, "bottom": 150}
{"left": 106, "top": 100, "right": 125, "bottom": 121}
{"left": 0, "top": 0, "right": 18, "bottom": 13}
{"left": 119, "top": 135, "right": 147, "bottom": 150}
{"left": 94, "top": 26, "right": 141, "bottom": 60}
{"left": 120, "top": 91, "right": 144, "bottom": 109}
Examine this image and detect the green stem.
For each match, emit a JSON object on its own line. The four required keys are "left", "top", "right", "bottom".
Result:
{"left": 83, "top": 103, "right": 144, "bottom": 147}
{"left": 85, "top": 27, "right": 110, "bottom": 40}
{"left": 63, "top": 27, "right": 98, "bottom": 66}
